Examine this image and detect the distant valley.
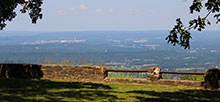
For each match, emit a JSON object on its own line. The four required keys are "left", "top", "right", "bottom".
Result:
{"left": 0, "top": 31, "right": 220, "bottom": 72}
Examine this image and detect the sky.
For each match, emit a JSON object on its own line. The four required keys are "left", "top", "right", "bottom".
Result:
{"left": 4, "top": 0, "right": 220, "bottom": 31}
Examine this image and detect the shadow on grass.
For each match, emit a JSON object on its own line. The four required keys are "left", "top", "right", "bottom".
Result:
{"left": 0, "top": 78, "right": 117, "bottom": 101}
{"left": 128, "top": 90, "right": 220, "bottom": 102}
{"left": 1, "top": 78, "right": 220, "bottom": 102}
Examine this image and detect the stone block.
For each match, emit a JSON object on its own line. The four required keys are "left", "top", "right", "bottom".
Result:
{"left": 147, "top": 67, "right": 162, "bottom": 81}
{"left": 202, "top": 68, "right": 220, "bottom": 90}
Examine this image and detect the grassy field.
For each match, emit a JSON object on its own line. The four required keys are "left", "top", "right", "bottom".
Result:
{"left": 0, "top": 78, "right": 219, "bottom": 102}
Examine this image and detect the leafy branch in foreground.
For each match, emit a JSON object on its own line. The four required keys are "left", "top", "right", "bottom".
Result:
{"left": 166, "top": 0, "right": 220, "bottom": 49}
{"left": 0, "top": 0, "right": 43, "bottom": 30}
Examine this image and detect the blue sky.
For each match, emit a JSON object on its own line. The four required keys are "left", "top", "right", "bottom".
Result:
{"left": 4, "top": 0, "right": 220, "bottom": 31}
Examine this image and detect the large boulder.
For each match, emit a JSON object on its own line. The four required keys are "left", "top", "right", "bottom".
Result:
{"left": 147, "top": 67, "right": 162, "bottom": 81}
{"left": 202, "top": 68, "right": 220, "bottom": 90}
{"left": 0, "top": 64, "right": 43, "bottom": 79}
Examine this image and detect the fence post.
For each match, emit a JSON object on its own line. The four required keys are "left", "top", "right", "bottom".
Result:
{"left": 147, "top": 67, "right": 162, "bottom": 81}
{"left": 103, "top": 70, "right": 108, "bottom": 79}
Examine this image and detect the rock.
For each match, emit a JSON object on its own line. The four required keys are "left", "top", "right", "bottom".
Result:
{"left": 0, "top": 64, "right": 43, "bottom": 79}
{"left": 147, "top": 67, "right": 162, "bottom": 81}
{"left": 202, "top": 68, "right": 220, "bottom": 90}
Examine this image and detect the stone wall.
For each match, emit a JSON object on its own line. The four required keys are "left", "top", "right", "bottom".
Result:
{"left": 0, "top": 64, "right": 106, "bottom": 81}
{"left": 0, "top": 64, "right": 43, "bottom": 79}
{"left": 41, "top": 65, "right": 107, "bottom": 81}
{"left": 1, "top": 64, "right": 220, "bottom": 89}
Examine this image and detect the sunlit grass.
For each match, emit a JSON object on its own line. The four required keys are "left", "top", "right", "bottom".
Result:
{"left": 0, "top": 78, "right": 219, "bottom": 102}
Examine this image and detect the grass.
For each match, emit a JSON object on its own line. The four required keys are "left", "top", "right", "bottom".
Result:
{"left": 108, "top": 72, "right": 146, "bottom": 79}
{"left": 0, "top": 78, "right": 220, "bottom": 102}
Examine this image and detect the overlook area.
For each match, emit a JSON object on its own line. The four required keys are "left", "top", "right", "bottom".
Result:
{"left": 1, "top": 0, "right": 220, "bottom": 101}
{"left": 1, "top": 30, "right": 220, "bottom": 102}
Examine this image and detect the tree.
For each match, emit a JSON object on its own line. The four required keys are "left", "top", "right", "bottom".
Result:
{"left": 0, "top": 0, "right": 43, "bottom": 30}
{"left": 166, "top": 0, "right": 220, "bottom": 49}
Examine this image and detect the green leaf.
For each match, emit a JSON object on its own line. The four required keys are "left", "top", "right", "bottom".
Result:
{"left": 207, "top": 20, "right": 211, "bottom": 25}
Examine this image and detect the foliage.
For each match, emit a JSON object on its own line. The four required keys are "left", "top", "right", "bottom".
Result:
{"left": 181, "top": 70, "right": 204, "bottom": 81}
{"left": 108, "top": 66, "right": 147, "bottom": 78}
{"left": 162, "top": 74, "right": 172, "bottom": 79}
{"left": 37, "top": 56, "right": 76, "bottom": 65}
{"left": 166, "top": 0, "right": 220, "bottom": 49}
{"left": 0, "top": 78, "right": 220, "bottom": 101}
{"left": 181, "top": 75, "right": 204, "bottom": 81}
{"left": 0, "top": 0, "right": 43, "bottom": 30}
{"left": 39, "top": 56, "right": 105, "bottom": 66}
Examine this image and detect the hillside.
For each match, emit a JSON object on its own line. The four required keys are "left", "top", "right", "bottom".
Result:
{"left": 1, "top": 31, "right": 220, "bottom": 72}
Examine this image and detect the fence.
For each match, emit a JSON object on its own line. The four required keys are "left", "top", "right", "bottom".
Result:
{"left": 104, "top": 68, "right": 220, "bottom": 89}
{"left": 104, "top": 68, "right": 205, "bottom": 79}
